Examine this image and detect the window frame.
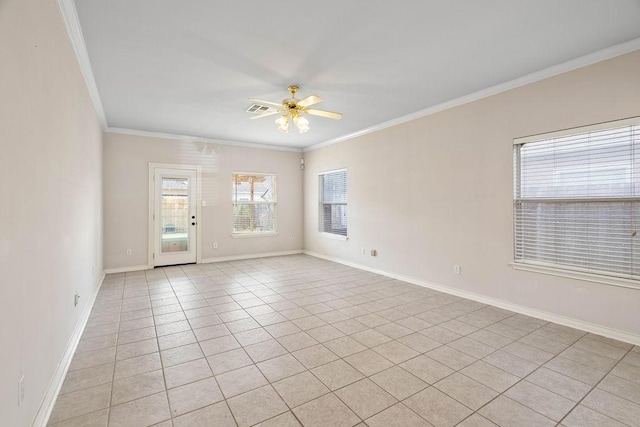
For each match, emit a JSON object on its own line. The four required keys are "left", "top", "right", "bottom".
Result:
{"left": 512, "top": 116, "right": 640, "bottom": 289}
{"left": 318, "top": 168, "right": 348, "bottom": 241}
{"left": 232, "top": 172, "right": 278, "bottom": 237}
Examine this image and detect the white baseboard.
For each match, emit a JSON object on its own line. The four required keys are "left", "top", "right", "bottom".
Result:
{"left": 201, "top": 250, "right": 303, "bottom": 264}
{"left": 32, "top": 271, "right": 106, "bottom": 427}
{"left": 104, "top": 264, "right": 150, "bottom": 274}
{"left": 105, "top": 251, "right": 304, "bottom": 273}
{"left": 304, "top": 251, "right": 640, "bottom": 346}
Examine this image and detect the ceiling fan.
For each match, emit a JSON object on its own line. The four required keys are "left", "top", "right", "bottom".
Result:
{"left": 248, "top": 85, "right": 342, "bottom": 134}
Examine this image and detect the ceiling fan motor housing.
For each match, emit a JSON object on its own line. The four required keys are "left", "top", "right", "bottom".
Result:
{"left": 283, "top": 98, "right": 299, "bottom": 109}
{"left": 247, "top": 85, "right": 342, "bottom": 128}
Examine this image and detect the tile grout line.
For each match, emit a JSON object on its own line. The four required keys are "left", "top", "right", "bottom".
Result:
{"left": 432, "top": 321, "right": 555, "bottom": 425}
{"left": 181, "top": 269, "right": 242, "bottom": 427}
{"left": 104, "top": 279, "right": 125, "bottom": 427}
{"left": 555, "top": 345, "right": 636, "bottom": 426}
{"left": 151, "top": 271, "right": 173, "bottom": 426}
{"left": 163, "top": 274, "right": 524, "bottom": 426}
{"left": 464, "top": 314, "right": 604, "bottom": 424}
{"left": 61, "top": 288, "right": 510, "bottom": 424}
{"left": 446, "top": 318, "right": 634, "bottom": 426}
{"left": 54, "top": 256, "right": 639, "bottom": 427}
{"left": 205, "top": 285, "right": 509, "bottom": 425}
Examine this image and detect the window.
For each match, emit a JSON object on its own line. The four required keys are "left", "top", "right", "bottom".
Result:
{"left": 513, "top": 117, "right": 639, "bottom": 282}
{"left": 319, "top": 169, "right": 347, "bottom": 237}
{"left": 233, "top": 173, "right": 276, "bottom": 235}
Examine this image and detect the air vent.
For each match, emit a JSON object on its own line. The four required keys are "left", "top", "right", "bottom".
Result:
{"left": 246, "top": 104, "right": 273, "bottom": 114}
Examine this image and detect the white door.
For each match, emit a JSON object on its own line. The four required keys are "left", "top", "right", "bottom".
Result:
{"left": 153, "top": 168, "right": 197, "bottom": 266}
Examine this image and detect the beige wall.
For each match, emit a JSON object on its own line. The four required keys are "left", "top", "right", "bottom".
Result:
{"left": 304, "top": 51, "right": 640, "bottom": 339}
{"left": 0, "top": 0, "right": 104, "bottom": 425}
{"left": 1, "top": 2, "right": 638, "bottom": 424}
{"left": 103, "top": 133, "right": 304, "bottom": 269}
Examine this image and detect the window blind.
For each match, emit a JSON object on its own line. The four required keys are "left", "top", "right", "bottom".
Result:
{"left": 319, "top": 169, "right": 347, "bottom": 236}
{"left": 513, "top": 118, "right": 640, "bottom": 281}
{"left": 233, "top": 173, "right": 276, "bottom": 234}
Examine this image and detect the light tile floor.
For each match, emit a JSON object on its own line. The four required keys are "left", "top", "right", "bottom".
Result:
{"left": 48, "top": 255, "right": 640, "bottom": 427}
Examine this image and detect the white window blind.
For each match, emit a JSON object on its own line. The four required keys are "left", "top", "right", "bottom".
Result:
{"left": 319, "top": 169, "right": 347, "bottom": 237}
{"left": 513, "top": 118, "right": 640, "bottom": 281}
{"left": 233, "top": 173, "right": 276, "bottom": 234}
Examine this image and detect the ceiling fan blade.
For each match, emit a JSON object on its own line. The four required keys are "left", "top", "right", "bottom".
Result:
{"left": 297, "top": 95, "right": 323, "bottom": 108}
{"left": 249, "top": 111, "right": 280, "bottom": 119}
{"left": 248, "top": 98, "right": 283, "bottom": 108}
{"left": 306, "top": 108, "right": 343, "bottom": 120}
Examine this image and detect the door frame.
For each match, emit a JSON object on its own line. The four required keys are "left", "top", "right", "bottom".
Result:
{"left": 148, "top": 163, "right": 202, "bottom": 268}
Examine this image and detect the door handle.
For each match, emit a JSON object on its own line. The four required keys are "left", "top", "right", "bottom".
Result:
{"left": 192, "top": 222, "right": 196, "bottom": 226}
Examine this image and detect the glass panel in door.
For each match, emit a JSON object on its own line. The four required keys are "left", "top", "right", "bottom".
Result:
{"left": 161, "top": 177, "right": 190, "bottom": 253}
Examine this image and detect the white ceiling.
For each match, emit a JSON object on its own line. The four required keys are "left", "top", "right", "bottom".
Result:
{"left": 73, "top": 1, "right": 640, "bottom": 150}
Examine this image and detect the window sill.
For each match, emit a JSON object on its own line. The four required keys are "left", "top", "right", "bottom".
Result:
{"left": 232, "top": 232, "right": 278, "bottom": 239}
{"left": 510, "top": 261, "right": 640, "bottom": 290}
{"left": 318, "top": 232, "right": 348, "bottom": 241}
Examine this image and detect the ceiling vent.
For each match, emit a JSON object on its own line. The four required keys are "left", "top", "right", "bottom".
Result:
{"left": 246, "top": 104, "right": 273, "bottom": 114}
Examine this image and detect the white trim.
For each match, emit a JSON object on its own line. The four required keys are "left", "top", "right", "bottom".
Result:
{"left": 233, "top": 172, "right": 278, "bottom": 236}
{"left": 233, "top": 172, "right": 278, "bottom": 202}
{"left": 55, "top": 0, "right": 640, "bottom": 154}
{"left": 318, "top": 168, "right": 347, "bottom": 176}
{"left": 233, "top": 171, "right": 279, "bottom": 177}
{"left": 304, "top": 250, "right": 640, "bottom": 346}
{"left": 318, "top": 169, "right": 348, "bottom": 239}
{"left": 106, "top": 251, "right": 304, "bottom": 269}
{"left": 33, "top": 271, "right": 106, "bottom": 427}
{"left": 201, "top": 250, "right": 303, "bottom": 264}
{"left": 512, "top": 120, "right": 640, "bottom": 286}
{"left": 510, "top": 262, "right": 640, "bottom": 290}
{"left": 196, "top": 168, "right": 203, "bottom": 264}
{"left": 232, "top": 232, "right": 279, "bottom": 239}
{"left": 106, "top": 127, "right": 303, "bottom": 153}
{"left": 149, "top": 164, "right": 202, "bottom": 268}
{"left": 59, "top": 0, "right": 640, "bottom": 155}
{"left": 305, "top": 38, "right": 640, "bottom": 152}
{"left": 147, "top": 166, "right": 155, "bottom": 270}
{"left": 55, "top": 0, "right": 108, "bottom": 129}
{"left": 104, "top": 265, "right": 150, "bottom": 274}
{"left": 318, "top": 232, "right": 348, "bottom": 241}
{"left": 514, "top": 116, "right": 640, "bottom": 145}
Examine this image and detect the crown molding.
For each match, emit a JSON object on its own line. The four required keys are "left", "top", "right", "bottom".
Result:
{"left": 56, "top": 0, "right": 108, "bottom": 129}
{"left": 105, "top": 127, "right": 303, "bottom": 152}
{"left": 304, "top": 37, "right": 640, "bottom": 152}
{"left": 54, "top": 0, "right": 640, "bottom": 152}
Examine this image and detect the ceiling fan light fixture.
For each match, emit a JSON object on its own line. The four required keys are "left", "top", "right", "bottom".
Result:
{"left": 275, "top": 115, "right": 289, "bottom": 133}
{"left": 294, "top": 115, "right": 310, "bottom": 133}
{"left": 251, "top": 85, "right": 342, "bottom": 134}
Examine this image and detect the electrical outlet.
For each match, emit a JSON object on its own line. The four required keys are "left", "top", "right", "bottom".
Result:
{"left": 74, "top": 293, "right": 80, "bottom": 307}
{"left": 213, "top": 242, "right": 218, "bottom": 249}
{"left": 370, "top": 249, "right": 377, "bottom": 256}
{"left": 18, "top": 375, "right": 24, "bottom": 406}
{"left": 126, "top": 248, "right": 132, "bottom": 256}
{"left": 454, "top": 265, "right": 461, "bottom": 274}
{"left": 289, "top": 236, "right": 294, "bottom": 241}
